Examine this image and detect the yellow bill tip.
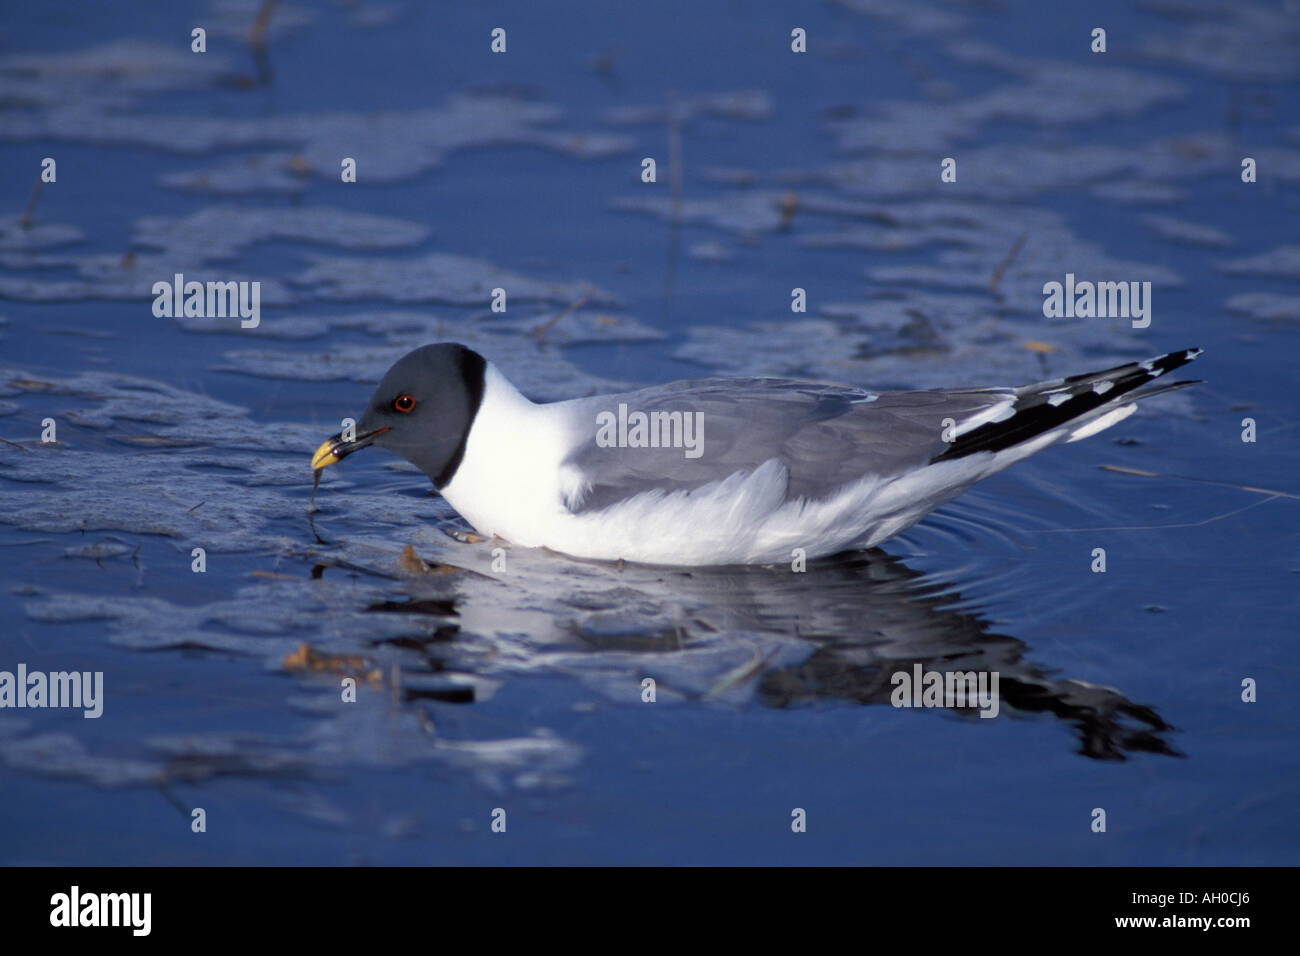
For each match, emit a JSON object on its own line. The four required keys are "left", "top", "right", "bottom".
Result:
{"left": 311, "top": 438, "right": 340, "bottom": 471}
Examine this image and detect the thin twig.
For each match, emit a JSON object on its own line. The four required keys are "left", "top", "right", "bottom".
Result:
{"left": 1021, "top": 493, "right": 1281, "bottom": 533}
{"left": 249, "top": 0, "right": 277, "bottom": 48}
{"left": 1018, "top": 463, "right": 1295, "bottom": 533}
{"left": 248, "top": 0, "right": 277, "bottom": 85}
{"left": 990, "top": 232, "right": 1027, "bottom": 292}
{"left": 19, "top": 178, "right": 44, "bottom": 231}
{"left": 1098, "top": 464, "right": 1300, "bottom": 501}
{"left": 530, "top": 292, "right": 591, "bottom": 340}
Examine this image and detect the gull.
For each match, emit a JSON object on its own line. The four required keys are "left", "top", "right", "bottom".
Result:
{"left": 311, "top": 344, "right": 1201, "bottom": 566}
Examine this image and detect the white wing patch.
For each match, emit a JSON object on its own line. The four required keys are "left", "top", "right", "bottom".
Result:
{"left": 1065, "top": 403, "right": 1137, "bottom": 443}
{"left": 952, "top": 395, "right": 1016, "bottom": 438}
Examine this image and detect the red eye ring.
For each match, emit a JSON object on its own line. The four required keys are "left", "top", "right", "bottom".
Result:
{"left": 393, "top": 394, "right": 416, "bottom": 413}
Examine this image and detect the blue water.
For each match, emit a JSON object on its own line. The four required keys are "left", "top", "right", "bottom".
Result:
{"left": 0, "top": 0, "right": 1297, "bottom": 865}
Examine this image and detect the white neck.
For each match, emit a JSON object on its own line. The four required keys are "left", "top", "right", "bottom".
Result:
{"left": 437, "top": 364, "right": 582, "bottom": 544}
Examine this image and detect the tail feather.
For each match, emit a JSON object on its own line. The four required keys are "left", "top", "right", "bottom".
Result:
{"left": 931, "top": 348, "right": 1201, "bottom": 463}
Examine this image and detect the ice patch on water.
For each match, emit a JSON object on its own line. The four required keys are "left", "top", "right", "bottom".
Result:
{"left": 1219, "top": 246, "right": 1300, "bottom": 279}
{"left": 1224, "top": 292, "right": 1300, "bottom": 321}
{"left": 292, "top": 251, "right": 616, "bottom": 307}
{"left": 204, "top": 0, "right": 316, "bottom": 42}
{"left": 1141, "top": 215, "right": 1233, "bottom": 248}
{"left": 209, "top": 311, "right": 654, "bottom": 397}
{"left": 603, "top": 90, "right": 771, "bottom": 125}
{"left": 826, "top": 64, "right": 1182, "bottom": 155}
{"left": 835, "top": 0, "right": 965, "bottom": 34}
{"left": 0, "top": 217, "right": 85, "bottom": 252}
{"left": 1139, "top": 0, "right": 1300, "bottom": 81}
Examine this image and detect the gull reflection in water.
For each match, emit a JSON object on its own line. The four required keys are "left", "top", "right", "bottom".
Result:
{"left": 371, "top": 538, "right": 1180, "bottom": 763}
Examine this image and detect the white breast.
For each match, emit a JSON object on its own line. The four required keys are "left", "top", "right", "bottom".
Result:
{"left": 438, "top": 365, "right": 586, "bottom": 547}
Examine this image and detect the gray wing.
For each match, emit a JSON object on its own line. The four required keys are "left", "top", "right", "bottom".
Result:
{"left": 560, "top": 377, "right": 1012, "bottom": 513}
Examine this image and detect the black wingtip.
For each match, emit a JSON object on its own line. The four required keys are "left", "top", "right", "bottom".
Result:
{"left": 1146, "top": 347, "right": 1202, "bottom": 374}
{"left": 931, "top": 349, "right": 1204, "bottom": 464}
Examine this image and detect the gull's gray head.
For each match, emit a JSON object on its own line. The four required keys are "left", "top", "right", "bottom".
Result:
{"left": 311, "top": 343, "right": 487, "bottom": 488}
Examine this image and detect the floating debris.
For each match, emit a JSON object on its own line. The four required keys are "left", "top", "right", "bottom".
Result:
{"left": 283, "top": 642, "right": 383, "bottom": 686}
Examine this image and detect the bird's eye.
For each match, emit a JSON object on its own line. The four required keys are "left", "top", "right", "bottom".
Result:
{"left": 393, "top": 394, "right": 416, "bottom": 413}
